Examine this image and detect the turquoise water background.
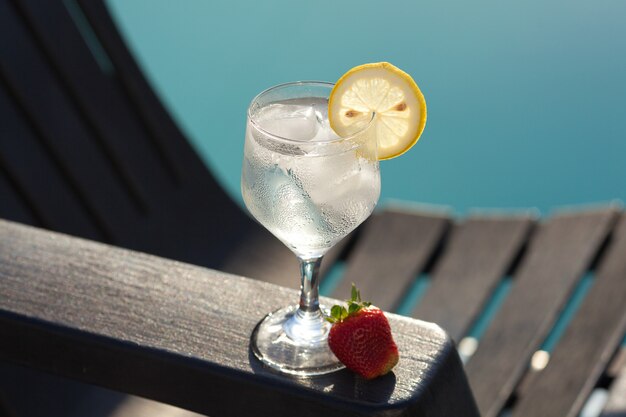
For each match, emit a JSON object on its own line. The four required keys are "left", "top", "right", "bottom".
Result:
{"left": 107, "top": 0, "right": 626, "bottom": 216}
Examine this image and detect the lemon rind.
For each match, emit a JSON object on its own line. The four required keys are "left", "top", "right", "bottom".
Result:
{"left": 328, "top": 62, "right": 427, "bottom": 160}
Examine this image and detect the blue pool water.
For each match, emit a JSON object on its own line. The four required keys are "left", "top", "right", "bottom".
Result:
{"left": 106, "top": 0, "right": 626, "bottom": 216}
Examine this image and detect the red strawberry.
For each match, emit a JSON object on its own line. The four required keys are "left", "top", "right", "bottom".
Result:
{"left": 327, "top": 284, "right": 399, "bottom": 380}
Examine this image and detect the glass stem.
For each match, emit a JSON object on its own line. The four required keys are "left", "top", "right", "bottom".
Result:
{"left": 284, "top": 256, "right": 329, "bottom": 343}
{"left": 298, "top": 256, "right": 323, "bottom": 313}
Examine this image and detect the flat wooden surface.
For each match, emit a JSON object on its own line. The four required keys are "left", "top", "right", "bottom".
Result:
{"left": 1, "top": 1, "right": 624, "bottom": 415}
{"left": 412, "top": 215, "right": 534, "bottom": 341}
{"left": 511, "top": 214, "right": 626, "bottom": 417}
{"left": 608, "top": 347, "right": 626, "bottom": 379}
{"left": 602, "top": 354, "right": 626, "bottom": 416}
{"left": 0, "top": 219, "right": 478, "bottom": 417}
{"left": 464, "top": 208, "right": 618, "bottom": 417}
{"left": 0, "top": 0, "right": 296, "bottom": 287}
{"left": 352, "top": 207, "right": 625, "bottom": 417}
{"left": 332, "top": 209, "right": 450, "bottom": 312}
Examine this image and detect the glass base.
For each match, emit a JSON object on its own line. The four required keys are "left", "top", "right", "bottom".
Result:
{"left": 251, "top": 305, "right": 344, "bottom": 376}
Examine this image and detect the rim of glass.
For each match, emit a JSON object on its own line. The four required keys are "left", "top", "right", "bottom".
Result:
{"left": 247, "top": 81, "right": 375, "bottom": 146}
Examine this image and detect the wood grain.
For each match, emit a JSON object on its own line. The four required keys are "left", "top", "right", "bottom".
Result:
{"left": 601, "top": 354, "right": 626, "bottom": 416}
{"left": 412, "top": 215, "right": 534, "bottom": 341}
{"left": 0, "top": 0, "right": 138, "bottom": 236}
{"left": 511, "top": 214, "right": 626, "bottom": 417}
{"left": 0, "top": 83, "right": 102, "bottom": 239}
{"left": 222, "top": 225, "right": 356, "bottom": 290}
{"left": 608, "top": 347, "right": 626, "bottom": 380}
{"left": 16, "top": 0, "right": 181, "bottom": 202}
{"left": 0, "top": 0, "right": 298, "bottom": 287}
{"left": 0, "top": 219, "right": 479, "bottom": 417}
{"left": 332, "top": 209, "right": 450, "bottom": 312}
{"left": 77, "top": 0, "right": 202, "bottom": 184}
{"left": 0, "top": 139, "right": 43, "bottom": 228}
{"left": 465, "top": 208, "right": 618, "bottom": 417}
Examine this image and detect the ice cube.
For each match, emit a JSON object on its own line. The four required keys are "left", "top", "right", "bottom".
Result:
{"left": 310, "top": 99, "right": 341, "bottom": 142}
{"left": 257, "top": 103, "right": 319, "bottom": 142}
{"left": 300, "top": 151, "right": 357, "bottom": 204}
{"left": 265, "top": 164, "right": 329, "bottom": 232}
{"left": 311, "top": 121, "right": 341, "bottom": 143}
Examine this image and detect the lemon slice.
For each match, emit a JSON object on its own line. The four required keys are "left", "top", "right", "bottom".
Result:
{"left": 328, "top": 62, "right": 427, "bottom": 160}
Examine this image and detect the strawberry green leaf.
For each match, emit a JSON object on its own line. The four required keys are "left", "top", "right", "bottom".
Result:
{"left": 348, "top": 303, "right": 361, "bottom": 315}
{"left": 331, "top": 305, "right": 342, "bottom": 320}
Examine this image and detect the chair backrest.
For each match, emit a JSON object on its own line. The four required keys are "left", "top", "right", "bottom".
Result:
{"left": 324, "top": 206, "right": 626, "bottom": 417}
{"left": 0, "top": 0, "right": 298, "bottom": 278}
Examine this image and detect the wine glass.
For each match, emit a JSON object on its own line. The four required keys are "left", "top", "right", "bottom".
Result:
{"left": 241, "top": 81, "right": 380, "bottom": 376}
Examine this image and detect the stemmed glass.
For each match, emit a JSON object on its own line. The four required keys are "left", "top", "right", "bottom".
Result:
{"left": 241, "top": 81, "right": 380, "bottom": 376}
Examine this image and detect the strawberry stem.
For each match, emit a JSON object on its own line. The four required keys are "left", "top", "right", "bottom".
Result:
{"left": 326, "top": 283, "right": 372, "bottom": 324}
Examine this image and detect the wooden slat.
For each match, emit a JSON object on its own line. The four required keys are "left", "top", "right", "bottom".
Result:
{"left": 0, "top": 0, "right": 291, "bottom": 282}
{"left": 0, "top": 0, "right": 138, "bottom": 239}
{"left": 77, "top": 0, "right": 205, "bottom": 185}
{"left": 412, "top": 215, "right": 534, "bottom": 341}
{"left": 608, "top": 347, "right": 626, "bottom": 379}
{"left": 73, "top": 0, "right": 264, "bottom": 267}
{"left": 511, "top": 214, "right": 626, "bottom": 417}
{"left": 0, "top": 219, "right": 479, "bottom": 417}
{"left": 465, "top": 208, "right": 618, "bottom": 417}
{"left": 220, "top": 226, "right": 306, "bottom": 290}
{"left": 0, "top": 83, "right": 101, "bottom": 239}
{"left": 0, "top": 157, "right": 40, "bottom": 227}
{"left": 331, "top": 209, "right": 450, "bottom": 311}
{"left": 601, "top": 353, "right": 626, "bottom": 416}
{"left": 14, "top": 0, "right": 179, "bottom": 206}
{"left": 222, "top": 226, "right": 355, "bottom": 290}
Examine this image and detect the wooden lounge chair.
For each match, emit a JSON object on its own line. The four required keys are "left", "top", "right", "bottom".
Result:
{"left": 2, "top": 208, "right": 626, "bottom": 417}
{"left": 1, "top": 0, "right": 625, "bottom": 416}
{"left": 0, "top": 0, "right": 307, "bottom": 289}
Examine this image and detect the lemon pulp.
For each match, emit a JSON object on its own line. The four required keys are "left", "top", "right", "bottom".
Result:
{"left": 328, "top": 62, "right": 427, "bottom": 160}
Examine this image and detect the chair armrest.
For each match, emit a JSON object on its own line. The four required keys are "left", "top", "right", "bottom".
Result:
{"left": 0, "top": 219, "right": 478, "bottom": 417}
